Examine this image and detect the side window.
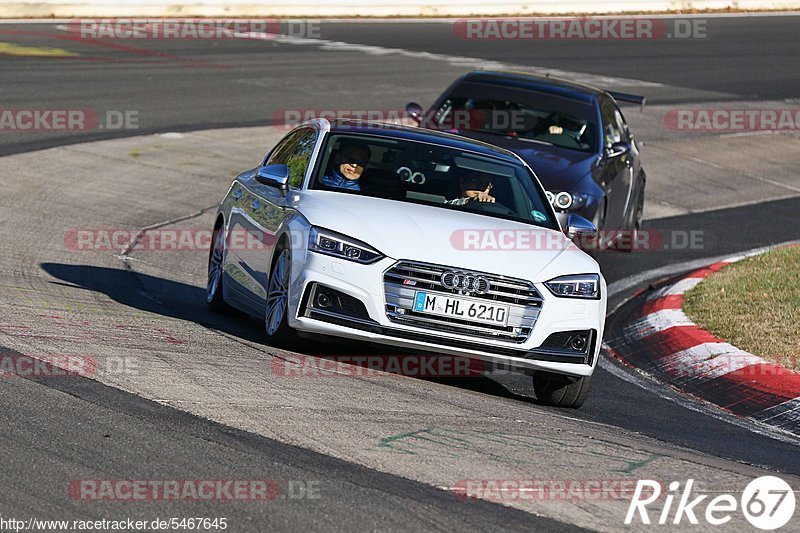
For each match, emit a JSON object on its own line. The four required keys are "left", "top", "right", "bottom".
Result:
{"left": 601, "top": 99, "right": 621, "bottom": 147}
{"left": 614, "top": 106, "right": 630, "bottom": 143}
{"left": 267, "top": 128, "right": 317, "bottom": 188}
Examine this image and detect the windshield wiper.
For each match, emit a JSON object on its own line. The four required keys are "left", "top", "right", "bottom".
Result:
{"left": 468, "top": 129, "right": 516, "bottom": 137}
{"left": 515, "top": 137, "right": 555, "bottom": 146}
{"left": 471, "top": 130, "right": 557, "bottom": 146}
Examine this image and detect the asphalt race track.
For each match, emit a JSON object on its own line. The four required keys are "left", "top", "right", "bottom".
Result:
{"left": 1, "top": 16, "right": 799, "bottom": 532}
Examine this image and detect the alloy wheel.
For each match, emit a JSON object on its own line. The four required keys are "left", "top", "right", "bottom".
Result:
{"left": 265, "top": 250, "right": 290, "bottom": 336}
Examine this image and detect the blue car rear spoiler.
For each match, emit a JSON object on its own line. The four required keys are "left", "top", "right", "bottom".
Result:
{"left": 607, "top": 91, "right": 646, "bottom": 111}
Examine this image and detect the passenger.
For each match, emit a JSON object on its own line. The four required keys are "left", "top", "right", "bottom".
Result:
{"left": 321, "top": 141, "right": 371, "bottom": 192}
{"left": 446, "top": 169, "right": 496, "bottom": 205}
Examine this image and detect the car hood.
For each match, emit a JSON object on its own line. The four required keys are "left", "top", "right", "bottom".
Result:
{"left": 293, "top": 191, "right": 598, "bottom": 281}
{"left": 456, "top": 132, "right": 597, "bottom": 190}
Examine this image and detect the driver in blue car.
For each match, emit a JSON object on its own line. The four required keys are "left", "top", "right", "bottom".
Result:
{"left": 321, "top": 141, "right": 371, "bottom": 191}
{"left": 446, "top": 169, "right": 496, "bottom": 205}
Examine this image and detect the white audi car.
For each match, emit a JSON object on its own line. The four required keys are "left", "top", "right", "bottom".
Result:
{"left": 208, "top": 119, "right": 606, "bottom": 407}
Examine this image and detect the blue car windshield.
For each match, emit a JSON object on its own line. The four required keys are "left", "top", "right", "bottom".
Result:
{"left": 435, "top": 85, "right": 598, "bottom": 152}
{"left": 312, "top": 133, "right": 558, "bottom": 230}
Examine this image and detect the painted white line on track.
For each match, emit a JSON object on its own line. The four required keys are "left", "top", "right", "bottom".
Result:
{"left": 55, "top": 22, "right": 663, "bottom": 89}
{"left": 719, "top": 130, "right": 779, "bottom": 138}
{"left": 649, "top": 144, "right": 800, "bottom": 195}
{"left": 251, "top": 33, "right": 664, "bottom": 88}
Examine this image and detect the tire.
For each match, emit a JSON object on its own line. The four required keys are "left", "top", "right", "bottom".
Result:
{"left": 264, "top": 247, "right": 298, "bottom": 345}
{"left": 586, "top": 198, "right": 606, "bottom": 258}
{"left": 619, "top": 182, "right": 645, "bottom": 253}
{"left": 533, "top": 372, "right": 592, "bottom": 408}
{"left": 207, "top": 222, "right": 231, "bottom": 313}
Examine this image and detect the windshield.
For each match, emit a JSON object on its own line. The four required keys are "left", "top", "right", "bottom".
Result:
{"left": 434, "top": 83, "right": 599, "bottom": 152}
{"left": 311, "top": 133, "right": 557, "bottom": 229}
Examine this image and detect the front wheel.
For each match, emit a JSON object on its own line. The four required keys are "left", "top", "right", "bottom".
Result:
{"left": 264, "top": 248, "right": 297, "bottom": 345}
{"left": 533, "top": 372, "right": 592, "bottom": 408}
{"left": 619, "top": 183, "right": 645, "bottom": 253}
{"left": 207, "top": 224, "right": 231, "bottom": 313}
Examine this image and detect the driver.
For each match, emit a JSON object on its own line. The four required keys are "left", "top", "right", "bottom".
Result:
{"left": 535, "top": 114, "right": 564, "bottom": 136}
{"left": 445, "top": 169, "right": 496, "bottom": 206}
{"left": 321, "top": 141, "right": 371, "bottom": 191}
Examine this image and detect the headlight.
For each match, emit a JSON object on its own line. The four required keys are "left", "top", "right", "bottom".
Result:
{"left": 545, "top": 274, "right": 600, "bottom": 299}
{"left": 546, "top": 191, "right": 589, "bottom": 212}
{"left": 555, "top": 191, "right": 573, "bottom": 210}
{"left": 308, "top": 227, "right": 383, "bottom": 265}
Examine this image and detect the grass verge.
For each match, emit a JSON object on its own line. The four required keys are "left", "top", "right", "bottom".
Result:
{"left": 683, "top": 246, "right": 800, "bottom": 372}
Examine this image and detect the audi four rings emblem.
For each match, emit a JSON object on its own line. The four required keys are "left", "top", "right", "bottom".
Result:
{"left": 440, "top": 271, "right": 491, "bottom": 295}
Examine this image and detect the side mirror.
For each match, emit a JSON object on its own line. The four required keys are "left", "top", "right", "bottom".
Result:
{"left": 405, "top": 102, "right": 424, "bottom": 125}
{"left": 255, "top": 164, "right": 290, "bottom": 191}
{"left": 565, "top": 214, "right": 597, "bottom": 240}
{"left": 605, "top": 141, "right": 630, "bottom": 159}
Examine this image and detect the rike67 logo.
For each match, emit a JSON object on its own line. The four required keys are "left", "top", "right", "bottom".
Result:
{"left": 626, "top": 477, "right": 796, "bottom": 530}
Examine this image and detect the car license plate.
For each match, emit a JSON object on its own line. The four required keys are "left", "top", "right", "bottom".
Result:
{"left": 413, "top": 291, "right": 509, "bottom": 327}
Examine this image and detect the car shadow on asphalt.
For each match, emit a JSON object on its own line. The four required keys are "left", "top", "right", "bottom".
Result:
{"left": 40, "top": 262, "right": 541, "bottom": 404}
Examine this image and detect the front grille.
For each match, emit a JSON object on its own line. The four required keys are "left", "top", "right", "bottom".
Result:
{"left": 383, "top": 260, "right": 543, "bottom": 343}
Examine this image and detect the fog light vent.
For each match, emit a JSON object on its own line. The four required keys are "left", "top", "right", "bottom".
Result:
{"left": 302, "top": 283, "right": 370, "bottom": 320}
{"left": 540, "top": 330, "right": 593, "bottom": 354}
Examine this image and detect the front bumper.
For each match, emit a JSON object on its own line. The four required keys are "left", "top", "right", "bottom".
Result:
{"left": 287, "top": 252, "right": 606, "bottom": 377}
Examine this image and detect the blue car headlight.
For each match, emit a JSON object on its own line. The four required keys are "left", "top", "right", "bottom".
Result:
{"left": 545, "top": 191, "right": 589, "bottom": 212}
{"left": 308, "top": 227, "right": 383, "bottom": 265}
{"left": 545, "top": 274, "right": 600, "bottom": 299}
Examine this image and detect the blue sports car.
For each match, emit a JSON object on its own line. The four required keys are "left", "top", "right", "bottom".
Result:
{"left": 406, "top": 70, "right": 647, "bottom": 251}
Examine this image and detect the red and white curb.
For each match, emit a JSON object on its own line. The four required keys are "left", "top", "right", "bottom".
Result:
{"left": 605, "top": 251, "right": 800, "bottom": 436}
